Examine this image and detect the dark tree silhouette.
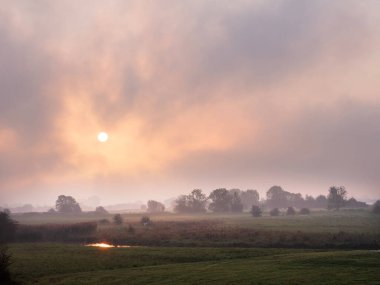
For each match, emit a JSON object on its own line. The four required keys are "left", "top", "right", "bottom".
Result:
{"left": 0, "top": 247, "right": 13, "bottom": 284}
{"left": 327, "top": 186, "right": 347, "bottom": 210}
{"left": 250, "top": 205, "right": 262, "bottom": 217}
{"left": 208, "top": 188, "right": 232, "bottom": 212}
{"left": 0, "top": 211, "right": 17, "bottom": 244}
{"left": 55, "top": 195, "right": 82, "bottom": 213}
{"left": 113, "top": 214, "right": 123, "bottom": 225}
{"left": 0, "top": 212, "right": 17, "bottom": 284}
{"left": 147, "top": 200, "right": 165, "bottom": 213}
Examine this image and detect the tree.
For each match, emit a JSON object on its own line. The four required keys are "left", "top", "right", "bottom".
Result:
{"left": 173, "top": 189, "right": 208, "bottom": 213}
{"left": 173, "top": 195, "right": 190, "bottom": 213}
{"left": 95, "top": 206, "right": 108, "bottom": 214}
{"left": 240, "top": 190, "right": 260, "bottom": 211}
{"left": 187, "top": 189, "right": 208, "bottom": 213}
{"left": 147, "top": 200, "right": 165, "bottom": 213}
{"left": 304, "top": 195, "right": 315, "bottom": 208}
{"left": 372, "top": 200, "right": 380, "bottom": 214}
{"left": 113, "top": 214, "right": 123, "bottom": 225}
{"left": 0, "top": 211, "right": 17, "bottom": 244}
{"left": 230, "top": 191, "right": 243, "bottom": 213}
{"left": 250, "top": 205, "right": 262, "bottom": 217}
{"left": 55, "top": 195, "right": 82, "bottom": 213}
{"left": 266, "top": 186, "right": 288, "bottom": 208}
{"left": 0, "top": 211, "right": 17, "bottom": 284}
{"left": 0, "top": 247, "right": 13, "bottom": 284}
{"left": 286, "top": 207, "right": 296, "bottom": 216}
{"left": 345, "top": 198, "right": 368, "bottom": 208}
{"left": 315, "top": 195, "right": 327, "bottom": 208}
{"left": 327, "top": 186, "right": 347, "bottom": 210}
{"left": 208, "top": 188, "right": 232, "bottom": 212}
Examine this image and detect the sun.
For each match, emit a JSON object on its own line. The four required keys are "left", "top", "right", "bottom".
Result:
{"left": 97, "top": 132, "right": 109, "bottom": 142}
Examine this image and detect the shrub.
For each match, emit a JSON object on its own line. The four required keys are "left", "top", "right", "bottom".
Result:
{"left": 0, "top": 247, "right": 13, "bottom": 284}
{"left": 250, "top": 205, "right": 262, "bottom": 217}
{"left": 113, "top": 214, "right": 123, "bottom": 225}
{"left": 299, "top": 208, "right": 311, "bottom": 215}
{"left": 270, "top": 208, "right": 280, "bottom": 216}
{"left": 372, "top": 200, "right": 380, "bottom": 214}
{"left": 16, "top": 222, "right": 97, "bottom": 242}
{"left": 141, "top": 216, "right": 151, "bottom": 226}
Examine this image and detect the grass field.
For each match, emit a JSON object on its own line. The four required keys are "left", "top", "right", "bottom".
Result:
{"left": 12, "top": 210, "right": 380, "bottom": 248}
{"left": 7, "top": 210, "right": 380, "bottom": 284}
{"left": 13, "top": 209, "right": 380, "bottom": 233}
{"left": 8, "top": 243, "right": 380, "bottom": 285}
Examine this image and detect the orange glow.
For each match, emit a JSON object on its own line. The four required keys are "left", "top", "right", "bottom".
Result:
{"left": 85, "top": 243, "right": 114, "bottom": 248}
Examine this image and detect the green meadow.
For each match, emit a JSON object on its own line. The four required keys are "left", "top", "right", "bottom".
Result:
{"left": 8, "top": 243, "right": 380, "bottom": 285}
{"left": 6, "top": 210, "right": 380, "bottom": 284}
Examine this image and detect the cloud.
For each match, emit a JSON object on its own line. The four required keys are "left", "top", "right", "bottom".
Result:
{"left": 0, "top": 0, "right": 379, "bottom": 204}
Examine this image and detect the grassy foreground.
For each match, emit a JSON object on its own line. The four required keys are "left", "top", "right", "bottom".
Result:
{"left": 9, "top": 243, "right": 380, "bottom": 285}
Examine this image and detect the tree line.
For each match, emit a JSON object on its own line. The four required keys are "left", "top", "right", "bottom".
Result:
{"left": 158, "top": 185, "right": 370, "bottom": 214}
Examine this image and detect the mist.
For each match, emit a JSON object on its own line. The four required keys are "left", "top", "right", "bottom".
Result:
{"left": 1, "top": 0, "right": 380, "bottom": 206}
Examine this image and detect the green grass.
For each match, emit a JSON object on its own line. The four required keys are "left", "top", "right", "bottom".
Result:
{"left": 9, "top": 243, "right": 380, "bottom": 285}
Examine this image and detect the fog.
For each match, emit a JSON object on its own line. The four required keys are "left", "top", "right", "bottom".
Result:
{"left": 1, "top": 1, "right": 380, "bottom": 206}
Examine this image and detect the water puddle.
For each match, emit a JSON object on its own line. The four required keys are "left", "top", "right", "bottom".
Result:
{"left": 85, "top": 243, "right": 132, "bottom": 248}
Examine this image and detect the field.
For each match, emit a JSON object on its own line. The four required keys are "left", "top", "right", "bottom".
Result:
{"left": 8, "top": 243, "right": 380, "bottom": 284}
{"left": 6, "top": 210, "right": 380, "bottom": 284}
{"left": 13, "top": 209, "right": 380, "bottom": 234}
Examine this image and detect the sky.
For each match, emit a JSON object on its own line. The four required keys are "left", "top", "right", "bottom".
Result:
{"left": 0, "top": 0, "right": 379, "bottom": 207}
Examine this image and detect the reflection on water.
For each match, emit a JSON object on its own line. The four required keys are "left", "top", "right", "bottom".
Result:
{"left": 85, "top": 243, "right": 131, "bottom": 248}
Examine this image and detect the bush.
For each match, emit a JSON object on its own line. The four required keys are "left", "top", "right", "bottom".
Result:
{"left": 372, "top": 200, "right": 380, "bottom": 214}
{"left": 0, "top": 247, "right": 13, "bottom": 284}
{"left": 270, "top": 208, "right": 280, "bottom": 216}
{"left": 299, "top": 208, "right": 311, "bottom": 215}
{"left": 250, "top": 205, "right": 262, "bottom": 217}
{"left": 286, "top": 207, "right": 296, "bottom": 216}
{"left": 141, "top": 216, "right": 151, "bottom": 226}
{"left": 16, "top": 222, "right": 97, "bottom": 242}
{"left": 113, "top": 214, "right": 123, "bottom": 225}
